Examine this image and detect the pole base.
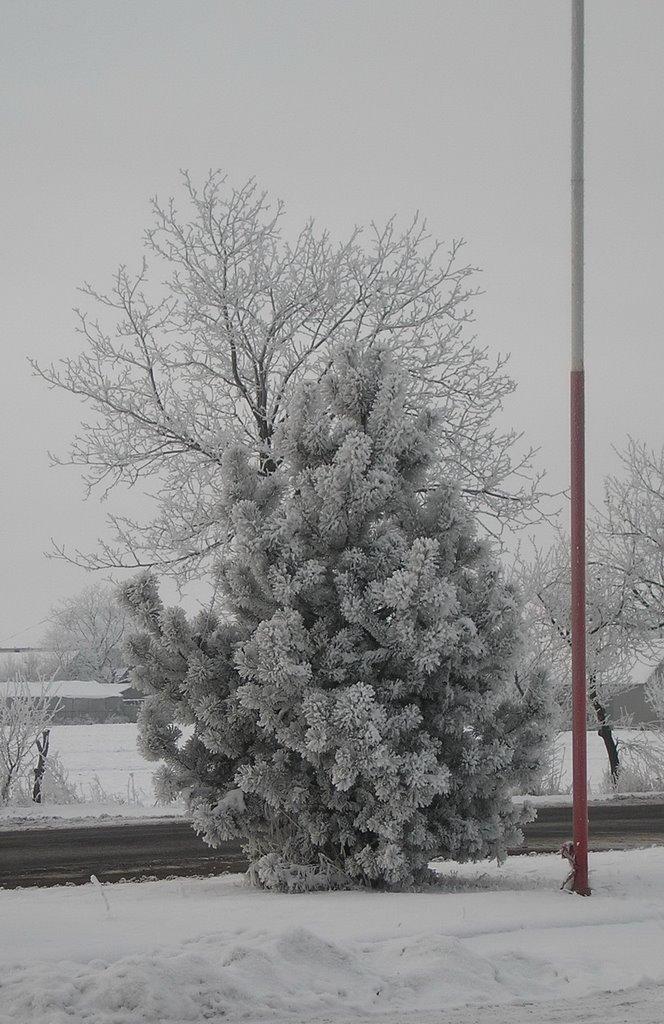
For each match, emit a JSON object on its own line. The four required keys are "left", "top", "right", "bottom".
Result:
{"left": 560, "top": 840, "right": 591, "bottom": 895}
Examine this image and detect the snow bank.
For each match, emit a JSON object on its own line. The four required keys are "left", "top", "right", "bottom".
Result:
{"left": 2, "top": 848, "right": 664, "bottom": 1023}
{"left": 0, "top": 802, "right": 183, "bottom": 830}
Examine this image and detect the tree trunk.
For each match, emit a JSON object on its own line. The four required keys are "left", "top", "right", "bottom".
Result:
{"left": 588, "top": 676, "right": 620, "bottom": 784}
{"left": 0, "top": 775, "right": 12, "bottom": 805}
{"left": 32, "top": 729, "right": 50, "bottom": 803}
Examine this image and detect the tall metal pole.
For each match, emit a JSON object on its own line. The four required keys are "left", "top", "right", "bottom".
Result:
{"left": 570, "top": 0, "right": 590, "bottom": 896}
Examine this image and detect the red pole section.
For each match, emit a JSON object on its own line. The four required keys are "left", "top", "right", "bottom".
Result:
{"left": 570, "top": 0, "right": 590, "bottom": 896}
{"left": 570, "top": 370, "right": 590, "bottom": 894}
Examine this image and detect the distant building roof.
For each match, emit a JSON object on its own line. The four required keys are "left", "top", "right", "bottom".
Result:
{"left": 0, "top": 680, "right": 130, "bottom": 700}
{"left": 0, "top": 647, "right": 47, "bottom": 653}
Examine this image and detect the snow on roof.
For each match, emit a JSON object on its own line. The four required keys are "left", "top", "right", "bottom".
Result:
{"left": 0, "top": 680, "right": 130, "bottom": 700}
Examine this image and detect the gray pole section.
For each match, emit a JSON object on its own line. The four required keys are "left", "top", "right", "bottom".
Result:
{"left": 571, "top": 0, "right": 584, "bottom": 372}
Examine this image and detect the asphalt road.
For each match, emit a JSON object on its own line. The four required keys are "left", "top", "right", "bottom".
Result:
{"left": 1, "top": 801, "right": 662, "bottom": 889}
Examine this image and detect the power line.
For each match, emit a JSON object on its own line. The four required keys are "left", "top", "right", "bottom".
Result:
{"left": 0, "top": 617, "right": 50, "bottom": 647}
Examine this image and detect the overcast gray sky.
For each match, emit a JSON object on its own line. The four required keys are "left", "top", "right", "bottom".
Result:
{"left": 2, "top": 0, "right": 663, "bottom": 645}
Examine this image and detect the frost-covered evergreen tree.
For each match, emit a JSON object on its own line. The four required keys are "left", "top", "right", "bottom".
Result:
{"left": 120, "top": 346, "right": 549, "bottom": 891}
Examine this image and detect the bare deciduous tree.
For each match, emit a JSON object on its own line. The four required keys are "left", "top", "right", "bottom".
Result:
{"left": 515, "top": 437, "right": 664, "bottom": 784}
{"left": 32, "top": 171, "right": 543, "bottom": 579}
{"left": 43, "top": 584, "right": 130, "bottom": 684}
{"left": 598, "top": 439, "right": 664, "bottom": 646}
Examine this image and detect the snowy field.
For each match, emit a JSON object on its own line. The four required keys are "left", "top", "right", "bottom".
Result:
{"left": 45, "top": 723, "right": 156, "bottom": 801}
{"left": 0, "top": 723, "right": 186, "bottom": 826}
{"left": 2, "top": 724, "right": 662, "bottom": 827}
{"left": 2, "top": 848, "right": 664, "bottom": 1024}
{"left": 36, "top": 724, "right": 664, "bottom": 800}
{"left": 540, "top": 729, "right": 664, "bottom": 796}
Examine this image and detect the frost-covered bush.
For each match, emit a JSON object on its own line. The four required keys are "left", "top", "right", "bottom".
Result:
{"left": 527, "top": 740, "right": 570, "bottom": 797}
{"left": 121, "top": 346, "right": 550, "bottom": 891}
{"left": 0, "top": 681, "right": 62, "bottom": 804}
{"left": 600, "top": 732, "right": 664, "bottom": 794}
{"left": 39, "top": 752, "right": 80, "bottom": 804}
{"left": 11, "top": 751, "right": 79, "bottom": 806}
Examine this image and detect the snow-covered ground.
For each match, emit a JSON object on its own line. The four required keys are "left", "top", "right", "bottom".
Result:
{"left": 2, "top": 848, "right": 664, "bottom": 1024}
{"left": 0, "top": 803, "right": 183, "bottom": 829}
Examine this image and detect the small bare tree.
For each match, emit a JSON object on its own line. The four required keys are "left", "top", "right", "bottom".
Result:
{"left": 32, "top": 171, "right": 544, "bottom": 580}
{"left": 0, "top": 680, "right": 62, "bottom": 804}
{"left": 517, "top": 531, "right": 637, "bottom": 783}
